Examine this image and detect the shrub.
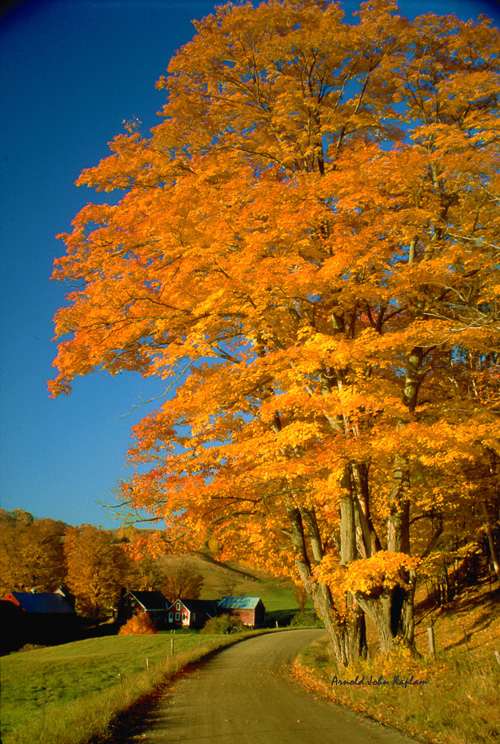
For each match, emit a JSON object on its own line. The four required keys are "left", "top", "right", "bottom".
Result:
{"left": 201, "top": 613, "right": 245, "bottom": 635}
{"left": 118, "top": 612, "right": 158, "bottom": 635}
{"left": 17, "top": 644, "right": 46, "bottom": 653}
{"left": 289, "top": 611, "right": 324, "bottom": 627}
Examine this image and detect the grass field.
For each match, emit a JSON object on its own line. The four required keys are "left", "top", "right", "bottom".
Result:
{"left": 0, "top": 632, "right": 249, "bottom": 744}
{"left": 1, "top": 557, "right": 310, "bottom": 744}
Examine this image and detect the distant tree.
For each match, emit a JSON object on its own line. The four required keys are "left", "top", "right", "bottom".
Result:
{"left": 293, "top": 584, "right": 308, "bottom": 613}
{"left": 0, "top": 513, "right": 66, "bottom": 594}
{"left": 64, "top": 525, "right": 131, "bottom": 617}
{"left": 115, "top": 524, "right": 142, "bottom": 543}
{"left": 125, "top": 553, "right": 167, "bottom": 592}
{"left": 0, "top": 509, "right": 14, "bottom": 524}
{"left": 220, "top": 575, "right": 239, "bottom": 598}
{"left": 116, "top": 525, "right": 172, "bottom": 591}
{"left": 8, "top": 509, "right": 34, "bottom": 527}
{"left": 161, "top": 557, "right": 204, "bottom": 600}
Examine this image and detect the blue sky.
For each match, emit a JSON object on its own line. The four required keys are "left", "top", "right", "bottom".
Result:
{"left": 1, "top": 0, "right": 499, "bottom": 530}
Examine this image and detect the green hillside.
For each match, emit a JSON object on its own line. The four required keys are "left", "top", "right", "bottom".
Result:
{"left": 159, "top": 551, "right": 311, "bottom": 621}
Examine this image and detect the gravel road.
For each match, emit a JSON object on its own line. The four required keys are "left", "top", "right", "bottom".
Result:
{"left": 112, "top": 629, "right": 419, "bottom": 744}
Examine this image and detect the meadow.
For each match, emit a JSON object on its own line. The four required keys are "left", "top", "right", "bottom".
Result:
{"left": 0, "top": 632, "right": 249, "bottom": 744}
{"left": 0, "top": 558, "right": 308, "bottom": 744}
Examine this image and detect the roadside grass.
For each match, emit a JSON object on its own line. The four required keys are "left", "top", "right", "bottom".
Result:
{"left": 293, "top": 581, "right": 500, "bottom": 744}
{"left": 0, "top": 631, "right": 252, "bottom": 744}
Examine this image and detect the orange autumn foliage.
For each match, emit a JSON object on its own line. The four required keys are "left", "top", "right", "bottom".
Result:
{"left": 64, "top": 525, "right": 131, "bottom": 618}
{"left": 119, "top": 612, "right": 158, "bottom": 636}
{"left": 316, "top": 551, "right": 420, "bottom": 597}
{"left": 50, "top": 0, "right": 500, "bottom": 664}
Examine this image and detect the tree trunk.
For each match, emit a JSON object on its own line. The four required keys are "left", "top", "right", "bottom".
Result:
{"left": 356, "top": 593, "right": 394, "bottom": 655}
{"left": 398, "top": 572, "right": 417, "bottom": 648}
{"left": 286, "top": 502, "right": 366, "bottom": 666}
{"left": 354, "top": 570, "right": 417, "bottom": 656}
{"left": 352, "top": 462, "right": 381, "bottom": 558}
{"left": 373, "top": 346, "right": 425, "bottom": 654}
{"left": 296, "top": 561, "right": 366, "bottom": 667}
{"left": 480, "top": 500, "right": 500, "bottom": 582}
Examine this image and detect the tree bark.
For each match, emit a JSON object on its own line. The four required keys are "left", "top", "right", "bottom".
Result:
{"left": 352, "top": 462, "right": 381, "bottom": 558}
{"left": 286, "top": 502, "right": 366, "bottom": 666}
{"left": 379, "top": 346, "right": 425, "bottom": 654}
{"left": 480, "top": 500, "right": 500, "bottom": 582}
{"left": 355, "top": 593, "right": 394, "bottom": 655}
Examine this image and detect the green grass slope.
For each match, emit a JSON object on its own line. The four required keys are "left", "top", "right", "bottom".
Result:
{"left": 0, "top": 632, "right": 249, "bottom": 744}
{"left": 160, "top": 551, "right": 311, "bottom": 621}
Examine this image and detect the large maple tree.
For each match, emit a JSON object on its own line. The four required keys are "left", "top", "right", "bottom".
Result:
{"left": 51, "top": 0, "right": 500, "bottom": 664}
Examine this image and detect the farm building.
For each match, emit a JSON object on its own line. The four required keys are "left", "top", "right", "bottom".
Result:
{"left": 2, "top": 590, "right": 77, "bottom": 649}
{"left": 218, "top": 596, "right": 266, "bottom": 627}
{"left": 167, "top": 598, "right": 219, "bottom": 629}
{"left": 117, "top": 590, "right": 169, "bottom": 629}
{"left": 0, "top": 599, "right": 24, "bottom": 654}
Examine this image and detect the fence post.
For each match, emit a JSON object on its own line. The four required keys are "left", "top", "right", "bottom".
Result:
{"left": 494, "top": 650, "right": 500, "bottom": 666}
{"left": 427, "top": 627, "right": 436, "bottom": 656}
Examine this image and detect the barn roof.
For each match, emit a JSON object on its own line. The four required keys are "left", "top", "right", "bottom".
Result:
{"left": 218, "top": 596, "right": 263, "bottom": 611}
{"left": 125, "top": 591, "right": 168, "bottom": 611}
{"left": 6, "top": 592, "right": 75, "bottom": 614}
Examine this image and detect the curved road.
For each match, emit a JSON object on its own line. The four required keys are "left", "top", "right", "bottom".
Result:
{"left": 122, "top": 630, "right": 418, "bottom": 744}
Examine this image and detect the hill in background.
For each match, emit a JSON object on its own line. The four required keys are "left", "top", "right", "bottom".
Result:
{"left": 157, "top": 551, "right": 310, "bottom": 625}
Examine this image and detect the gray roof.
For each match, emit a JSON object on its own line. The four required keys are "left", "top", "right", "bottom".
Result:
{"left": 7, "top": 592, "right": 75, "bottom": 614}
{"left": 218, "top": 596, "right": 263, "bottom": 611}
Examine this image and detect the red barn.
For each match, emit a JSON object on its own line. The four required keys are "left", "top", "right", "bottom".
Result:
{"left": 217, "top": 596, "right": 265, "bottom": 627}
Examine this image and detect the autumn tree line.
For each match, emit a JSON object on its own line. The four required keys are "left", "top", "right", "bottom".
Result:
{"left": 50, "top": 0, "right": 500, "bottom": 665}
{"left": 0, "top": 509, "right": 203, "bottom": 618}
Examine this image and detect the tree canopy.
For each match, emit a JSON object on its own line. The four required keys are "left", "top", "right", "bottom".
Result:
{"left": 0, "top": 510, "right": 66, "bottom": 595}
{"left": 64, "top": 524, "right": 131, "bottom": 617}
{"left": 50, "top": 0, "right": 500, "bottom": 664}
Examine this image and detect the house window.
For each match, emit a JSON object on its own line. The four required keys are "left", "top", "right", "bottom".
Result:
{"left": 182, "top": 612, "right": 187, "bottom": 621}
{"left": 175, "top": 612, "right": 180, "bottom": 621}
{"left": 192, "top": 612, "right": 196, "bottom": 620}
{"left": 169, "top": 613, "right": 173, "bottom": 621}
{"left": 176, "top": 602, "right": 180, "bottom": 610}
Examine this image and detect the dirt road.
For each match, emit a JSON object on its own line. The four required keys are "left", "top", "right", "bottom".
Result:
{"left": 114, "top": 629, "right": 418, "bottom": 744}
